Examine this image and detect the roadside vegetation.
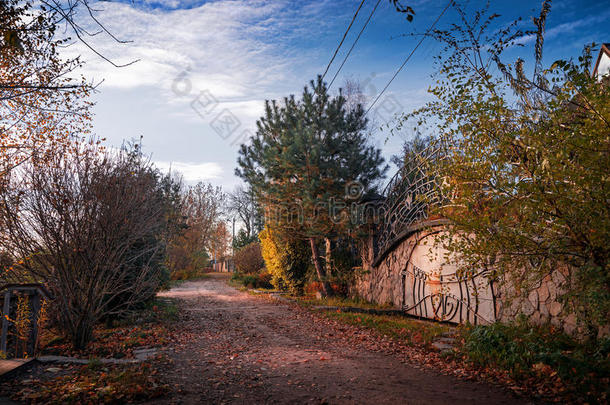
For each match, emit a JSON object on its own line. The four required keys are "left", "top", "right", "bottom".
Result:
{"left": 38, "top": 298, "right": 179, "bottom": 359}
{"left": 236, "top": 77, "right": 385, "bottom": 298}
{"left": 324, "top": 311, "right": 451, "bottom": 348}
{"left": 0, "top": 0, "right": 225, "bottom": 355}
{"left": 230, "top": 272, "right": 273, "bottom": 290}
{"left": 458, "top": 321, "right": 610, "bottom": 402}
{"left": 0, "top": 0, "right": 224, "bottom": 350}
{"left": 400, "top": 1, "right": 610, "bottom": 340}
{"left": 295, "top": 295, "right": 393, "bottom": 310}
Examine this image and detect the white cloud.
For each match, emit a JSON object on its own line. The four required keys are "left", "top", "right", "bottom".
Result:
{"left": 63, "top": 0, "right": 326, "bottom": 100}
{"left": 155, "top": 161, "right": 223, "bottom": 183}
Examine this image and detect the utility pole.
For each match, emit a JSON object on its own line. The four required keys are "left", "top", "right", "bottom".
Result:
{"left": 231, "top": 217, "right": 236, "bottom": 272}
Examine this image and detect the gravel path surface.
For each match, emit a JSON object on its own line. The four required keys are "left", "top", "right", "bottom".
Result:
{"left": 151, "top": 274, "right": 529, "bottom": 405}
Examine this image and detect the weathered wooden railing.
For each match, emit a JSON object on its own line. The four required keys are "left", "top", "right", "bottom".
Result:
{"left": 0, "top": 284, "right": 50, "bottom": 358}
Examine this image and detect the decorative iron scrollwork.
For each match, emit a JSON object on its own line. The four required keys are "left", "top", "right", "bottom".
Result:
{"left": 374, "top": 139, "right": 448, "bottom": 264}
{"left": 402, "top": 265, "right": 495, "bottom": 324}
{"left": 372, "top": 138, "right": 497, "bottom": 324}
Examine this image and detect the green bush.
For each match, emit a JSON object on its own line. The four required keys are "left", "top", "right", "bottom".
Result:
{"left": 231, "top": 271, "right": 273, "bottom": 290}
{"left": 327, "top": 239, "right": 361, "bottom": 295}
{"left": 460, "top": 320, "right": 610, "bottom": 401}
{"left": 232, "top": 229, "right": 258, "bottom": 251}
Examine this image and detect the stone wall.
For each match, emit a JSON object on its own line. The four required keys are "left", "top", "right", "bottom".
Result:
{"left": 495, "top": 266, "right": 579, "bottom": 335}
{"left": 352, "top": 225, "right": 584, "bottom": 336}
{"left": 352, "top": 229, "right": 410, "bottom": 308}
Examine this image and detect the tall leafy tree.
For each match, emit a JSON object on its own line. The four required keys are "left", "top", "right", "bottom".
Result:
{"left": 237, "top": 77, "right": 386, "bottom": 296}
{"left": 402, "top": 1, "right": 609, "bottom": 337}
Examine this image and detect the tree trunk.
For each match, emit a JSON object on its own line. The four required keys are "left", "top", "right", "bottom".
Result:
{"left": 71, "top": 317, "right": 93, "bottom": 351}
{"left": 309, "top": 237, "right": 333, "bottom": 297}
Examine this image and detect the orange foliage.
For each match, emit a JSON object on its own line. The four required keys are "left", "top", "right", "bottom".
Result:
{"left": 0, "top": 1, "right": 92, "bottom": 179}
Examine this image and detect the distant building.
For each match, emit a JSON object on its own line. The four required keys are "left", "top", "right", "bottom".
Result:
{"left": 592, "top": 43, "right": 610, "bottom": 81}
{"left": 212, "top": 257, "right": 234, "bottom": 273}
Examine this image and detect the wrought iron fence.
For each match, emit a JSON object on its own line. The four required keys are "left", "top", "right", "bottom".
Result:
{"left": 402, "top": 264, "right": 497, "bottom": 324}
{"left": 374, "top": 138, "right": 448, "bottom": 264}
{"left": 370, "top": 137, "right": 498, "bottom": 324}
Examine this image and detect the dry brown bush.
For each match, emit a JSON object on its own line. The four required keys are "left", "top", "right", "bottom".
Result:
{"left": 233, "top": 242, "right": 264, "bottom": 274}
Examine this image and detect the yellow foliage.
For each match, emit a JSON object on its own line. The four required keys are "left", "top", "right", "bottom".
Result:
{"left": 13, "top": 294, "right": 31, "bottom": 358}
{"left": 258, "top": 224, "right": 310, "bottom": 294}
{"left": 34, "top": 298, "right": 48, "bottom": 354}
{"left": 258, "top": 225, "right": 283, "bottom": 288}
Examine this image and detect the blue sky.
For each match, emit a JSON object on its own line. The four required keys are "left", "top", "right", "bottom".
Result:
{"left": 66, "top": 0, "right": 610, "bottom": 191}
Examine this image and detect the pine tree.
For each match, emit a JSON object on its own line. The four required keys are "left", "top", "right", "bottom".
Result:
{"left": 236, "top": 76, "right": 386, "bottom": 296}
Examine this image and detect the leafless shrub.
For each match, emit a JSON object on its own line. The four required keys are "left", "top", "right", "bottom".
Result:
{"left": 0, "top": 141, "right": 168, "bottom": 349}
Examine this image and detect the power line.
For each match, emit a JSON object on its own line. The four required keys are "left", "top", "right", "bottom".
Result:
{"left": 365, "top": 0, "right": 453, "bottom": 117}
{"left": 328, "top": 0, "right": 382, "bottom": 90}
{"left": 321, "top": 0, "right": 367, "bottom": 81}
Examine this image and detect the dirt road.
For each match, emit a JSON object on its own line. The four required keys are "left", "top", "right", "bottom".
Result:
{"left": 153, "top": 274, "right": 528, "bottom": 405}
